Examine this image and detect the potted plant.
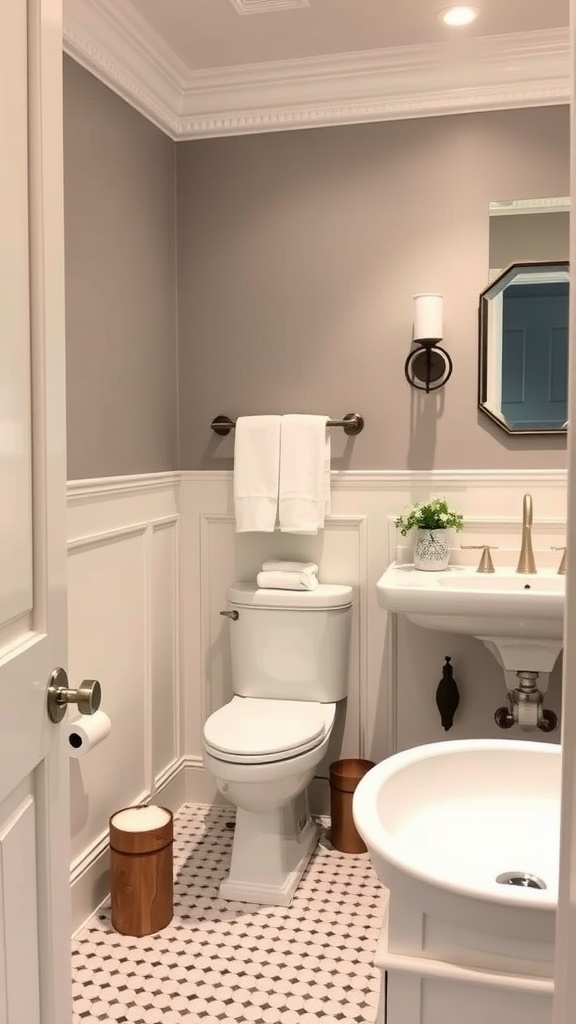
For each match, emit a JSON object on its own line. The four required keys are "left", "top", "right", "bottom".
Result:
{"left": 395, "top": 497, "right": 464, "bottom": 571}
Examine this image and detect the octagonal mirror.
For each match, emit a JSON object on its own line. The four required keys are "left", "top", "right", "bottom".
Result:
{"left": 478, "top": 260, "right": 569, "bottom": 434}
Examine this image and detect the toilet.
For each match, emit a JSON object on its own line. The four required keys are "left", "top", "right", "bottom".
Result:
{"left": 202, "top": 581, "right": 353, "bottom": 906}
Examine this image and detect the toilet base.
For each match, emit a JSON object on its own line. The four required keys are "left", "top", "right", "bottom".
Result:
{"left": 220, "top": 793, "right": 319, "bottom": 906}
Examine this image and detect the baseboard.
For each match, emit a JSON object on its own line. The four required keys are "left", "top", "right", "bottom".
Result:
{"left": 181, "top": 756, "right": 230, "bottom": 806}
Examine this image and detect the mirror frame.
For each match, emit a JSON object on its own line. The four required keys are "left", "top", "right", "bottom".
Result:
{"left": 478, "top": 260, "right": 569, "bottom": 436}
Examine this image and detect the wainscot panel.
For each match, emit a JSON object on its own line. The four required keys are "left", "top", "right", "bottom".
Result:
{"left": 180, "top": 469, "right": 566, "bottom": 811}
{"left": 67, "top": 469, "right": 566, "bottom": 927}
{"left": 67, "top": 474, "right": 181, "bottom": 932}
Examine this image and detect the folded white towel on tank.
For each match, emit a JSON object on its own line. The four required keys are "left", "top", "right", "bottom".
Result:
{"left": 257, "top": 570, "right": 319, "bottom": 591}
{"left": 233, "top": 415, "right": 281, "bottom": 532}
{"left": 261, "top": 560, "right": 319, "bottom": 576}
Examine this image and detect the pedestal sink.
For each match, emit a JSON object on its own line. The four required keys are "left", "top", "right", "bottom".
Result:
{"left": 376, "top": 563, "right": 564, "bottom": 672}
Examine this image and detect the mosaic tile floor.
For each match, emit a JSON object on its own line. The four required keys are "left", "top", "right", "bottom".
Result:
{"left": 72, "top": 804, "right": 385, "bottom": 1023}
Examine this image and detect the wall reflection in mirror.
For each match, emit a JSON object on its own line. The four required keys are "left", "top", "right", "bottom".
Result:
{"left": 479, "top": 198, "right": 569, "bottom": 435}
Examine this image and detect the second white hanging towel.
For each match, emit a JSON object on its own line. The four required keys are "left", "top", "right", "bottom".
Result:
{"left": 279, "top": 414, "right": 330, "bottom": 534}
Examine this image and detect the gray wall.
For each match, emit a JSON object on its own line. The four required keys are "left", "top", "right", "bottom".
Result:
{"left": 177, "top": 106, "right": 570, "bottom": 470}
{"left": 63, "top": 61, "right": 570, "bottom": 475}
{"left": 63, "top": 57, "right": 178, "bottom": 480}
{"left": 490, "top": 210, "right": 569, "bottom": 269}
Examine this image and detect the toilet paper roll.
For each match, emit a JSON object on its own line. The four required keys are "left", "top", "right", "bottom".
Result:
{"left": 68, "top": 710, "right": 111, "bottom": 758}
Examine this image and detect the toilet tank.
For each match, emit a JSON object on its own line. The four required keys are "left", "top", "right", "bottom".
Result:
{"left": 225, "top": 583, "right": 353, "bottom": 702}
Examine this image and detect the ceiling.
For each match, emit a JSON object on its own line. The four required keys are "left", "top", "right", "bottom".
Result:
{"left": 63, "top": 0, "right": 570, "bottom": 139}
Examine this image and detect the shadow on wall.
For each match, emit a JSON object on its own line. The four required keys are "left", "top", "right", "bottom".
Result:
{"left": 407, "top": 387, "right": 445, "bottom": 470}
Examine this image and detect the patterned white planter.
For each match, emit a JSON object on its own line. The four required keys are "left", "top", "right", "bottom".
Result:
{"left": 413, "top": 529, "right": 450, "bottom": 571}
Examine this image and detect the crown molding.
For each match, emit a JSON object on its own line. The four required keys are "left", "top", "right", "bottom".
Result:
{"left": 490, "top": 196, "right": 570, "bottom": 216}
{"left": 62, "top": 1, "right": 570, "bottom": 140}
{"left": 228, "top": 0, "right": 310, "bottom": 12}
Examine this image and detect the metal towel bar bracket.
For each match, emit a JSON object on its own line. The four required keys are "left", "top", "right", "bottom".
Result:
{"left": 211, "top": 413, "right": 364, "bottom": 437}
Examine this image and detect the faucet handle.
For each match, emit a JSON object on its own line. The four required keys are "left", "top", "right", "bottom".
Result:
{"left": 552, "top": 546, "right": 567, "bottom": 575}
{"left": 461, "top": 544, "right": 498, "bottom": 573}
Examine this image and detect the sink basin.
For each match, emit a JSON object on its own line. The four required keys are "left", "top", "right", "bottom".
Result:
{"left": 353, "top": 739, "right": 559, "bottom": 912}
{"left": 353, "top": 739, "right": 559, "bottom": 1023}
{"left": 437, "top": 572, "right": 564, "bottom": 595}
{"left": 377, "top": 562, "right": 565, "bottom": 671}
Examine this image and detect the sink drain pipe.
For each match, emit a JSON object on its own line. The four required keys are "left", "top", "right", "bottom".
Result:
{"left": 495, "top": 671, "right": 558, "bottom": 732}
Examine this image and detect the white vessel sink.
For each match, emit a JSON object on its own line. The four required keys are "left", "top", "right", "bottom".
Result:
{"left": 353, "top": 740, "right": 559, "bottom": 1024}
{"left": 377, "top": 563, "right": 564, "bottom": 671}
{"left": 353, "top": 739, "right": 559, "bottom": 912}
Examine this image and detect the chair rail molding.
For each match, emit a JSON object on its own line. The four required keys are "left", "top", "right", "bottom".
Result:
{"left": 63, "top": 1, "right": 569, "bottom": 139}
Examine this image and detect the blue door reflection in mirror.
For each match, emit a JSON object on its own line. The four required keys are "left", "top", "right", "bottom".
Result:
{"left": 502, "top": 279, "right": 568, "bottom": 428}
{"left": 479, "top": 261, "right": 569, "bottom": 435}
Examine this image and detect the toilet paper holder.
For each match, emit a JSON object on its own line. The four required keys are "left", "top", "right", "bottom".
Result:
{"left": 47, "top": 666, "right": 102, "bottom": 724}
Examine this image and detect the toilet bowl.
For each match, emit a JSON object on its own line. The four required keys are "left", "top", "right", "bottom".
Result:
{"left": 204, "top": 696, "right": 336, "bottom": 807}
{"left": 204, "top": 698, "right": 336, "bottom": 905}
{"left": 202, "top": 583, "right": 353, "bottom": 906}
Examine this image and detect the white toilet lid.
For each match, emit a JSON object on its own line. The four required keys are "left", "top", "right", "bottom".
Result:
{"left": 204, "top": 696, "right": 328, "bottom": 764}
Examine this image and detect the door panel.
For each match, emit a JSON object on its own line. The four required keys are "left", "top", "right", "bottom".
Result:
{"left": 0, "top": 787, "right": 41, "bottom": 1024}
{"left": 0, "top": 1, "right": 70, "bottom": 1022}
{"left": 0, "top": 1, "right": 33, "bottom": 627}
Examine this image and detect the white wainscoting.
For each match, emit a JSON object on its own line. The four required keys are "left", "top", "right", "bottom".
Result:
{"left": 67, "top": 474, "right": 182, "bottom": 931}
{"left": 67, "top": 468, "right": 567, "bottom": 929}
{"left": 180, "top": 469, "right": 567, "bottom": 796}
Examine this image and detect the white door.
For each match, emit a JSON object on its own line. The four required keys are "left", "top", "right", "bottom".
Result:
{"left": 0, "top": 1, "right": 70, "bottom": 1022}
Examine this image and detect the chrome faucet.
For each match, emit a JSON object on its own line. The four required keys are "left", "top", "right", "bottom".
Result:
{"left": 516, "top": 493, "right": 536, "bottom": 574}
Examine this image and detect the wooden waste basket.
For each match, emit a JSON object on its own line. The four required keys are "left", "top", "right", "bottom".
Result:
{"left": 329, "top": 759, "right": 375, "bottom": 854}
{"left": 110, "top": 805, "right": 174, "bottom": 936}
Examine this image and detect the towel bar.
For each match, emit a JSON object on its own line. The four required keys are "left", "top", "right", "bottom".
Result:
{"left": 211, "top": 413, "right": 364, "bottom": 437}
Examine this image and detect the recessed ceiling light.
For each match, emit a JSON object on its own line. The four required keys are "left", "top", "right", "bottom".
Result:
{"left": 439, "top": 6, "right": 480, "bottom": 27}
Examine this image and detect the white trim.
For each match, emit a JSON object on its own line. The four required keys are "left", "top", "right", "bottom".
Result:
{"left": 61, "top": 6, "right": 570, "bottom": 139}
{"left": 63, "top": 466, "right": 565, "bottom": 493}
{"left": 151, "top": 518, "right": 182, "bottom": 768}
{"left": 70, "top": 784, "right": 152, "bottom": 884}
{"left": 181, "top": 468, "right": 568, "bottom": 489}
{"left": 228, "top": 0, "right": 310, "bottom": 12}
{"left": 331, "top": 469, "right": 568, "bottom": 489}
{"left": 63, "top": 0, "right": 182, "bottom": 137}
{"left": 67, "top": 471, "right": 180, "bottom": 502}
{"left": 379, "top": 945, "right": 554, "bottom": 995}
{"left": 154, "top": 755, "right": 183, "bottom": 792}
{"left": 67, "top": 522, "right": 148, "bottom": 552}
{"left": 143, "top": 519, "right": 153, "bottom": 797}
{"left": 489, "top": 196, "right": 570, "bottom": 216}
{"left": 356, "top": 516, "right": 369, "bottom": 759}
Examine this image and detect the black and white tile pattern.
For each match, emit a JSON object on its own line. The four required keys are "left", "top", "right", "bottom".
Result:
{"left": 72, "top": 804, "right": 384, "bottom": 1023}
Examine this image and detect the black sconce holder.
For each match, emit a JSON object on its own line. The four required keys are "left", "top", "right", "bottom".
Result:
{"left": 404, "top": 339, "right": 453, "bottom": 393}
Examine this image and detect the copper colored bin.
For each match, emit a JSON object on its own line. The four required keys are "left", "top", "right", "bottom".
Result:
{"left": 110, "top": 806, "right": 174, "bottom": 937}
{"left": 329, "top": 759, "right": 375, "bottom": 853}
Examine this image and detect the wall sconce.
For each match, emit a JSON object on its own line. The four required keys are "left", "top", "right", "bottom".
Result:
{"left": 404, "top": 293, "right": 453, "bottom": 392}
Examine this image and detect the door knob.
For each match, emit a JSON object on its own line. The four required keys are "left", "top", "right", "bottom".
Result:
{"left": 47, "top": 667, "right": 102, "bottom": 724}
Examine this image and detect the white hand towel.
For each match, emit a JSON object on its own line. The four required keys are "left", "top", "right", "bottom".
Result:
{"left": 234, "top": 416, "right": 281, "bottom": 532}
{"left": 257, "top": 570, "right": 319, "bottom": 591}
{"left": 262, "top": 560, "right": 319, "bottom": 576}
{"left": 279, "top": 415, "right": 331, "bottom": 534}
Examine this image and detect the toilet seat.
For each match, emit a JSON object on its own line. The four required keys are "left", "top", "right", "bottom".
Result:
{"left": 203, "top": 696, "right": 330, "bottom": 764}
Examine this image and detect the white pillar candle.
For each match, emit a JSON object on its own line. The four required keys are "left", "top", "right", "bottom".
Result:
{"left": 413, "top": 293, "right": 443, "bottom": 341}
{"left": 111, "top": 806, "right": 171, "bottom": 832}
